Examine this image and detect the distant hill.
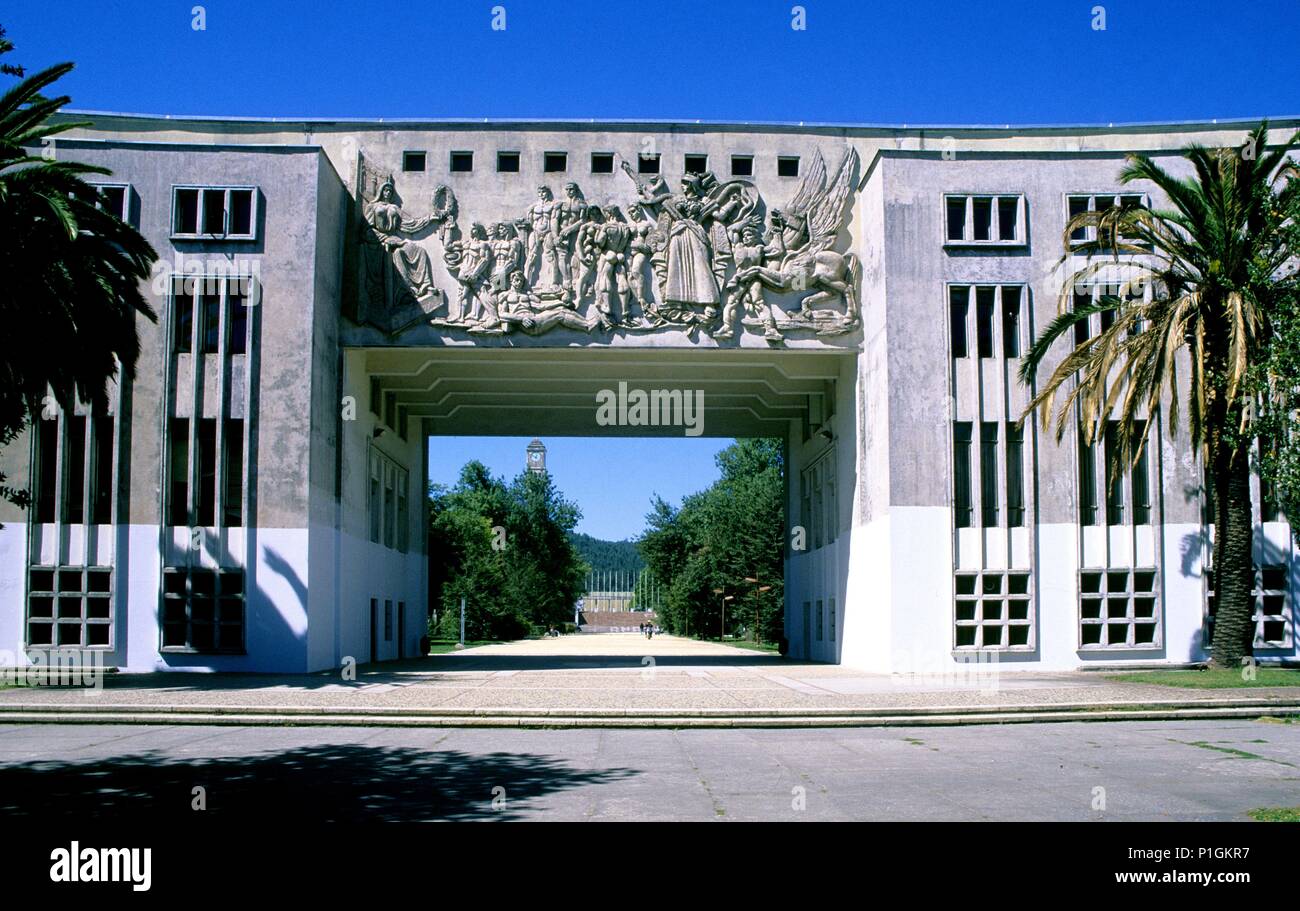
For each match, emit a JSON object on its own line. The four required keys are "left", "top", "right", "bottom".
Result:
{"left": 570, "top": 532, "right": 645, "bottom": 574}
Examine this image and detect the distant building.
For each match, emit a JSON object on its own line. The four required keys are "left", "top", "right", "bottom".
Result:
{"left": 526, "top": 439, "right": 546, "bottom": 475}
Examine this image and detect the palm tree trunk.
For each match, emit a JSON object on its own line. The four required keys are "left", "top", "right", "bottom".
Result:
{"left": 1209, "top": 433, "right": 1256, "bottom": 667}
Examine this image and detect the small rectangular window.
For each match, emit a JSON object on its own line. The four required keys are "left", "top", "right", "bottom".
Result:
{"left": 949, "top": 286, "right": 968, "bottom": 358}
{"left": 954, "top": 422, "right": 973, "bottom": 529}
{"left": 980, "top": 422, "right": 999, "bottom": 528}
{"left": 402, "top": 151, "right": 426, "bottom": 172}
{"left": 975, "top": 287, "right": 995, "bottom": 358}
{"left": 497, "top": 151, "right": 520, "bottom": 173}
{"left": 1001, "top": 286, "right": 1021, "bottom": 358}
{"left": 777, "top": 156, "right": 799, "bottom": 177}
{"left": 96, "top": 185, "right": 128, "bottom": 221}
{"left": 946, "top": 197, "right": 966, "bottom": 241}
{"left": 449, "top": 151, "right": 473, "bottom": 173}
{"left": 972, "top": 197, "right": 993, "bottom": 241}
{"left": 685, "top": 154, "right": 708, "bottom": 174}
{"left": 227, "top": 189, "right": 254, "bottom": 236}
{"left": 997, "top": 196, "right": 1019, "bottom": 241}
{"left": 590, "top": 152, "right": 613, "bottom": 174}
{"left": 174, "top": 188, "right": 200, "bottom": 235}
{"left": 730, "top": 155, "right": 753, "bottom": 177}
{"left": 638, "top": 153, "right": 660, "bottom": 175}
{"left": 544, "top": 152, "right": 567, "bottom": 173}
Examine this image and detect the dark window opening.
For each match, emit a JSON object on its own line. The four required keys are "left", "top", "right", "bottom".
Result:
{"left": 198, "top": 418, "right": 217, "bottom": 527}
{"left": 90, "top": 416, "right": 113, "bottom": 525}
{"left": 228, "top": 189, "right": 254, "bottom": 236}
{"left": 1068, "top": 196, "right": 1089, "bottom": 242}
{"left": 954, "top": 422, "right": 972, "bottom": 529}
{"left": 1001, "top": 286, "right": 1021, "bottom": 358}
{"left": 685, "top": 154, "right": 708, "bottom": 174}
{"left": 497, "top": 151, "right": 520, "bottom": 173}
{"left": 997, "top": 196, "right": 1019, "bottom": 241}
{"left": 168, "top": 418, "right": 189, "bottom": 526}
{"left": 64, "top": 416, "right": 86, "bottom": 525}
{"left": 1072, "top": 288, "right": 1091, "bottom": 346}
{"left": 972, "top": 197, "right": 993, "bottom": 241}
{"left": 98, "top": 186, "right": 128, "bottom": 221}
{"left": 173, "top": 279, "right": 193, "bottom": 353}
{"left": 1104, "top": 422, "right": 1123, "bottom": 526}
{"left": 730, "top": 155, "right": 753, "bottom": 177}
{"left": 402, "top": 151, "right": 426, "bottom": 172}
{"left": 1078, "top": 432, "right": 1098, "bottom": 526}
{"left": 946, "top": 197, "right": 966, "bottom": 241}
{"left": 949, "top": 286, "right": 968, "bottom": 358}
{"left": 777, "top": 156, "right": 799, "bottom": 177}
{"left": 637, "top": 154, "right": 660, "bottom": 175}
{"left": 975, "top": 287, "right": 995, "bottom": 358}
{"left": 34, "top": 418, "right": 57, "bottom": 524}
{"left": 223, "top": 419, "right": 244, "bottom": 527}
{"left": 1132, "top": 420, "right": 1151, "bottom": 525}
{"left": 228, "top": 287, "right": 248, "bottom": 355}
{"left": 201, "top": 291, "right": 222, "bottom": 353}
{"left": 589, "top": 153, "right": 613, "bottom": 174}
{"left": 1006, "top": 422, "right": 1025, "bottom": 527}
{"left": 980, "top": 422, "right": 999, "bottom": 528}
{"left": 174, "top": 188, "right": 199, "bottom": 235}
{"left": 543, "top": 152, "right": 567, "bottom": 173}
{"left": 450, "top": 151, "right": 473, "bottom": 173}
{"left": 201, "top": 189, "right": 225, "bottom": 234}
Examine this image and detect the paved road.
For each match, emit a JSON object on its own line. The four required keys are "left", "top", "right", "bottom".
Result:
{"left": 0, "top": 719, "right": 1295, "bottom": 821}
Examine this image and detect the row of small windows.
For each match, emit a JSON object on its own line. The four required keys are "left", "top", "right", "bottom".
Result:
{"left": 949, "top": 285, "right": 1023, "bottom": 359}
{"left": 943, "top": 193, "right": 1149, "bottom": 247}
{"left": 805, "top": 597, "right": 836, "bottom": 645}
{"left": 953, "top": 422, "right": 1025, "bottom": 529}
{"left": 171, "top": 276, "right": 250, "bottom": 355}
{"left": 90, "top": 184, "right": 263, "bottom": 242}
{"left": 403, "top": 149, "right": 801, "bottom": 178}
{"left": 31, "top": 413, "right": 114, "bottom": 526}
{"left": 369, "top": 448, "right": 410, "bottom": 553}
{"left": 799, "top": 449, "right": 837, "bottom": 551}
{"left": 167, "top": 417, "right": 245, "bottom": 528}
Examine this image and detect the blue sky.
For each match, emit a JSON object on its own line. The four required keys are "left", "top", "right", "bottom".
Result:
{"left": 428, "top": 436, "right": 732, "bottom": 540}
{"left": 9, "top": 1, "right": 1298, "bottom": 539}
{"left": 9, "top": 1, "right": 1300, "bottom": 124}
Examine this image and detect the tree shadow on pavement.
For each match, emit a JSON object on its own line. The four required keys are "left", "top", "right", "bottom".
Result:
{"left": 0, "top": 743, "right": 637, "bottom": 821}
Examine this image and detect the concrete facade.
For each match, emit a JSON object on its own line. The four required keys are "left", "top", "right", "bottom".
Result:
{"left": 1, "top": 113, "right": 1297, "bottom": 673}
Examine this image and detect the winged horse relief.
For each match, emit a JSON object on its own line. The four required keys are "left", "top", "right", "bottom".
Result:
{"left": 731, "top": 147, "right": 861, "bottom": 339}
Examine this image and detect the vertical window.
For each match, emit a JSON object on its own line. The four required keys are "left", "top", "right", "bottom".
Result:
{"left": 396, "top": 469, "right": 410, "bottom": 553}
{"left": 1001, "top": 286, "right": 1021, "bottom": 358}
{"left": 223, "top": 419, "right": 244, "bottom": 527}
{"left": 228, "top": 286, "right": 248, "bottom": 356}
{"left": 997, "top": 196, "right": 1019, "bottom": 241}
{"left": 201, "top": 289, "right": 222, "bottom": 353}
{"left": 949, "top": 286, "right": 968, "bottom": 358}
{"left": 201, "top": 189, "right": 225, "bottom": 234}
{"left": 816, "top": 598, "right": 824, "bottom": 641}
{"left": 384, "top": 600, "right": 393, "bottom": 641}
{"left": 812, "top": 461, "right": 824, "bottom": 550}
{"left": 197, "top": 418, "right": 217, "bottom": 526}
{"left": 1006, "top": 422, "right": 1025, "bottom": 527}
{"left": 168, "top": 418, "right": 190, "bottom": 526}
{"left": 64, "top": 416, "right": 86, "bottom": 524}
{"left": 174, "top": 188, "right": 200, "bottom": 235}
{"left": 980, "top": 422, "right": 999, "bottom": 528}
{"left": 1078, "top": 431, "right": 1098, "bottom": 526}
{"left": 228, "top": 189, "right": 254, "bottom": 236}
{"left": 173, "top": 278, "right": 194, "bottom": 353}
{"left": 828, "top": 597, "right": 836, "bottom": 642}
{"left": 799, "top": 472, "right": 812, "bottom": 540}
{"left": 384, "top": 464, "right": 396, "bottom": 549}
{"left": 946, "top": 197, "right": 966, "bottom": 241}
{"left": 96, "top": 185, "right": 128, "bottom": 221}
{"left": 975, "top": 287, "right": 995, "bottom": 358}
{"left": 1067, "top": 195, "right": 1089, "bottom": 242}
{"left": 1104, "top": 422, "right": 1123, "bottom": 526}
{"left": 824, "top": 453, "right": 836, "bottom": 546}
{"left": 972, "top": 197, "right": 993, "bottom": 241}
{"left": 1131, "top": 421, "right": 1151, "bottom": 525}
{"left": 954, "top": 422, "right": 972, "bottom": 528}
{"left": 90, "top": 415, "right": 114, "bottom": 525}
{"left": 369, "top": 452, "right": 381, "bottom": 544}
{"left": 34, "top": 418, "right": 57, "bottom": 523}
{"left": 1072, "top": 287, "right": 1091, "bottom": 346}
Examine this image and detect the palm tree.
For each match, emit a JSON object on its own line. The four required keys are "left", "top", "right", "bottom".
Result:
{"left": 1020, "top": 123, "right": 1300, "bottom": 668}
{"left": 0, "top": 56, "right": 157, "bottom": 507}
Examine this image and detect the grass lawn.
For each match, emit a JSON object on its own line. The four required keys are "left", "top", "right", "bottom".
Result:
{"left": 426, "top": 639, "right": 503, "bottom": 654}
{"left": 1248, "top": 807, "right": 1300, "bottom": 822}
{"left": 1106, "top": 668, "right": 1300, "bottom": 689}
{"left": 719, "top": 639, "right": 781, "bottom": 653}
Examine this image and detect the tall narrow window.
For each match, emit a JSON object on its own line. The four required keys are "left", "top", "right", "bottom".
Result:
{"left": 954, "top": 422, "right": 973, "bottom": 528}
{"left": 384, "top": 464, "right": 396, "bottom": 548}
{"left": 1006, "top": 422, "right": 1025, "bottom": 527}
{"left": 1001, "top": 286, "right": 1021, "bottom": 358}
{"left": 1067, "top": 195, "right": 1089, "bottom": 242}
{"left": 197, "top": 419, "right": 217, "bottom": 526}
{"left": 34, "top": 418, "right": 57, "bottom": 523}
{"left": 90, "top": 415, "right": 114, "bottom": 525}
{"left": 1078, "top": 431, "right": 1098, "bottom": 526}
{"left": 1131, "top": 420, "right": 1151, "bottom": 525}
{"left": 223, "top": 419, "right": 244, "bottom": 527}
{"left": 396, "top": 468, "right": 409, "bottom": 553}
{"left": 174, "top": 279, "right": 194, "bottom": 353}
{"left": 201, "top": 289, "right": 222, "bottom": 353}
{"left": 227, "top": 286, "right": 248, "bottom": 356}
{"left": 64, "top": 415, "right": 86, "bottom": 524}
{"left": 168, "top": 418, "right": 190, "bottom": 526}
{"left": 949, "top": 286, "right": 968, "bottom": 358}
{"left": 946, "top": 197, "right": 966, "bottom": 241}
{"left": 972, "top": 197, "right": 993, "bottom": 241}
{"left": 1104, "top": 422, "right": 1123, "bottom": 526}
{"left": 980, "top": 422, "right": 999, "bottom": 527}
{"left": 976, "top": 287, "right": 995, "bottom": 358}
{"left": 997, "top": 196, "right": 1019, "bottom": 241}
{"left": 369, "top": 453, "right": 381, "bottom": 544}
{"left": 1072, "top": 287, "right": 1091, "bottom": 346}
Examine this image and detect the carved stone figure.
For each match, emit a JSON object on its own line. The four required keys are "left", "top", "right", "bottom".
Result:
{"left": 445, "top": 221, "right": 492, "bottom": 323}
{"left": 716, "top": 220, "right": 781, "bottom": 342}
{"left": 554, "top": 182, "right": 588, "bottom": 290}
{"left": 522, "top": 186, "right": 563, "bottom": 290}
{"left": 358, "top": 177, "right": 452, "bottom": 332}
{"left": 497, "top": 269, "right": 595, "bottom": 335}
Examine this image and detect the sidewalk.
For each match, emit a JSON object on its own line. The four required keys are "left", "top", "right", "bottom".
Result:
{"left": 1, "top": 634, "right": 1296, "bottom": 727}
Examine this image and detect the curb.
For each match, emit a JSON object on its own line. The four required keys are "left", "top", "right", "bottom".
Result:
{"left": 0, "top": 700, "right": 1295, "bottom": 729}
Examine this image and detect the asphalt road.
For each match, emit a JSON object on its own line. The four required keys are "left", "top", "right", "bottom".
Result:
{"left": 0, "top": 719, "right": 1295, "bottom": 821}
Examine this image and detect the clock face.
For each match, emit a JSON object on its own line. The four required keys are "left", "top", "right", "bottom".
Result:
{"left": 529, "top": 452, "right": 541, "bottom": 463}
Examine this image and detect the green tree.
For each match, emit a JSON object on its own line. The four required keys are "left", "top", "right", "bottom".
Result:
{"left": 638, "top": 438, "right": 785, "bottom": 643}
{"left": 1253, "top": 208, "right": 1300, "bottom": 532}
{"left": 1020, "top": 123, "right": 1300, "bottom": 668}
{"left": 1, "top": 35, "right": 158, "bottom": 510}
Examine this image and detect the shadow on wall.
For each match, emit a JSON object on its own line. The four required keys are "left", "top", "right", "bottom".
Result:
{"left": 0, "top": 743, "right": 637, "bottom": 821}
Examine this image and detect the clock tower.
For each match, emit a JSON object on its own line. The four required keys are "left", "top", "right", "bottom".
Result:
{"left": 526, "top": 438, "right": 547, "bottom": 475}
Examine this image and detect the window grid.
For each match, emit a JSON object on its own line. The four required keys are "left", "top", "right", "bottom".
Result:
{"left": 26, "top": 566, "right": 113, "bottom": 648}
{"left": 799, "top": 449, "right": 836, "bottom": 551}
{"left": 161, "top": 567, "right": 245, "bottom": 654}
{"left": 1205, "top": 564, "right": 1293, "bottom": 649}
{"left": 1077, "top": 420, "right": 1151, "bottom": 528}
{"left": 944, "top": 194, "right": 1025, "bottom": 245}
{"left": 1066, "top": 193, "right": 1147, "bottom": 247}
{"left": 171, "top": 186, "right": 257, "bottom": 240}
{"left": 949, "top": 285, "right": 1025, "bottom": 360}
{"left": 955, "top": 571, "right": 1033, "bottom": 650}
{"left": 369, "top": 447, "right": 410, "bottom": 553}
{"left": 1079, "top": 568, "right": 1160, "bottom": 649}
